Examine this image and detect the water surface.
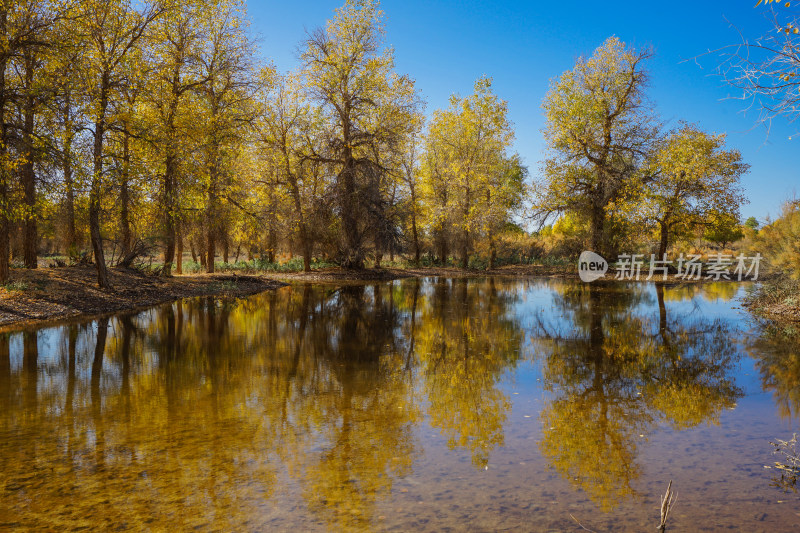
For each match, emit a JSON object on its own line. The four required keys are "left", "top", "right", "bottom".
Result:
{"left": 1, "top": 278, "right": 798, "bottom": 531}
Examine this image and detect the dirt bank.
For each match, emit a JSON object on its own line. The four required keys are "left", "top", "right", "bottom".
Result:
{"left": 0, "top": 266, "right": 286, "bottom": 330}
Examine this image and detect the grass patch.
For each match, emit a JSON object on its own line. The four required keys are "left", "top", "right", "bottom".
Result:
{"left": 179, "top": 257, "right": 339, "bottom": 274}
{"left": 209, "top": 280, "right": 238, "bottom": 291}
{"left": 3, "top": 281, "right": 29, "bottom": 292}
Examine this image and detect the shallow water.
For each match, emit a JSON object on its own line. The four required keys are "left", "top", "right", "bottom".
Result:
{"left": 0, "top": 278, "right": 798, "bottom": 531}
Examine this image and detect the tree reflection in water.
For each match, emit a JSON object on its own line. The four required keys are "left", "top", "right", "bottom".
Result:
{"left": 749, "top": 318, "right": 800, "bottom": 420}
{"left": 0, "top": 279, "right": 755, "bottom": 529}
{"left": 416, "top": 278, "right": 524, "bottom": 467}
{"left": 532, "top": 282, "right": 743, "bottom": 511}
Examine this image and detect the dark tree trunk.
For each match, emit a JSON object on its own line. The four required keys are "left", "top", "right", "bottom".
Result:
{"left": 176, "top": 222, "right": 183, "bottom": 274}
{"left": 302, "top": 238, "right": 311, "bottom": 272}
{"left": 196, "top": 222, "right": 205, "bottom": 268}
{"left": 63, "top": 91, "right": 77, "bottom": 252}
{"left": 460, "top": 231, "right": 469, "bottom": 269}
{"left": 0, "top": 8, "right": 9, "bottom": 283}
{"left": 222, "top": 231, "right": 229, "bottom": 264}
{"left": 90, "top": 76, "right": 111, "bottom": 289}
{"left": 21, "top": 51, "right": 37, "bottom": 269}
{"left": 438, "top": 233, "right": 448, "bottom": 266}
{"left": 339, "top": 157, "right": 363, "bottom": 269}
{"left": 206, "top": 226, "right": 215, "bottom": 272}
{"left": 119, "top": 133, "right": 132, "bottom": 258}
{"left": 658, "top": 220, "right": 669, "bottom": 259}
{"left": 267, "top": 222, "right": 276, "bottom": 264}
{"left": 460, "top": 188, "right": 470, "bottom": 269}
{"left": 590, "top": 201, "right": 605, "bottom": 256}
{"left": 286, "top": 167, "right": 311, "bottom": 272}
{"left": 162, "top": 152, "right": 177, "bottom": 275}
{"left": 206, "top": 167, "right": 217, "bottom": 273}
{"left": 410, "top": 200, "right": 420, "bottom": 265}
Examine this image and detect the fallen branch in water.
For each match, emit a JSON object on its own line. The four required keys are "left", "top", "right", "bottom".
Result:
{"left": 657, "top": 480, "right": 677, "bottom": 532}
{"left": 569, "top": 513, "right": 597, "bottom": 532}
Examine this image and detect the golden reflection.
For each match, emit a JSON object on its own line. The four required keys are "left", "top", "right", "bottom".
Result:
{"left": 532, "top": 283, "right": 742, "bottom": 511}
{"left": 749, "top": 321, "right": 800, "bottom": 420}
{"left": 416, "top": 278, "right": 523, "bottom": 467}
{"left": 0, "top": 285, "right": 421, "bottom": 531}
{"left": 0, "top": 279, "right": 754, "bottom": 529}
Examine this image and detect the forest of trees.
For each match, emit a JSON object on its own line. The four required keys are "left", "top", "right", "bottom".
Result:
{"left": 0, "top": 0, "right": 750, "bottom": 289}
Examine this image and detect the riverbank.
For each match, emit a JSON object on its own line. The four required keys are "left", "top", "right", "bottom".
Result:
{"left": 270, "top": 263, "right": 575, "bottom": 282}
{"left": 1, "top": 263, "right": 776, "bottom": 330}
{"left": 742, "top": 275, "right": 800, "bottom": 322}
{"left": 0, "top": 266, "right": 286, "bottom": 330}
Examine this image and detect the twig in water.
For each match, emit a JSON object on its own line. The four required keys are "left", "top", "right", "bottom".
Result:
{"left": 569, "top": 513, "right": 597, "bottom": 533}
{"left": 657, "top": 480, "right": 677, "bottom": 532}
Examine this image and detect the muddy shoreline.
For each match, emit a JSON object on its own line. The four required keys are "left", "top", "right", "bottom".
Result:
{"left": 0, "top": 266, "right": 287, "bottom": 331}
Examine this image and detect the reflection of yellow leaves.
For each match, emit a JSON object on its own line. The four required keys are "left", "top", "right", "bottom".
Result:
{"left": 533, "top": 282, "right": 743, "bottom": 511}
{"left": 416, "top": 278, "right": 523, "bottom": 468}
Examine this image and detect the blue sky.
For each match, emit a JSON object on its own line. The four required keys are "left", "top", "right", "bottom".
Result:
{"left": 246, "top": 0, "right": 798, "bottom": 222}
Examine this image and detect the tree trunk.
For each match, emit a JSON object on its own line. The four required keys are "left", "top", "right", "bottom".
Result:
{"left": 340, "top": 157, "right": 363, "bottom": 269}
{"left": 90, "top": 76, "right": 111, "bottom": 290}
{"left": 461, "top": 188, "right": 470, "bottom": 269}
{"left": 302, "top": 235, "right": 311, "bottom": 272}
{"left": 176, "top": 222, "right": 183, "bottom": 274}
{"left": 460, "top": 229, "right": 469, "bottom": 269}
{"left": 658, "top": 220, "right": 669, "bottom": 259}
{"left": 199, "top": 232, "right": 207, "bottom": 268}
{"left": 162, "top": 152, "right": 177, "bottom": 275}
{"left": 206, "top": 161, "right": 218, "bottom": 273}
{"left": 119, "top": 133, "right": 132, "bottom": 258}
{"left": 489, "top": 234, "right": 497, "bottom": 270}
{"left": 206, "top": 226, "right": 215, "bottom": 273}
{"left": 21, "top": 51, "right": 37, "bottom": 269}
{"left": 410, "top": 197, "right": 420, "bottom": 265}
{"left": 287, "top": 168, "right": 310, "bottom": 272}
{"left": 63, "top": 91, "right": 77, "bottom": 252}
{"left": 0, "top": 8, "right": 9, "bottom": 284}
{"left": 222, "top": 231, "right": 229, "bottom": 264}
{"left": 590, "top": 201, "right": 605, "bottom": 256}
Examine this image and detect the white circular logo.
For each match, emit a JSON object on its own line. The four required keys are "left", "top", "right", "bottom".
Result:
{"left": 578, "top": 251, "right": 608, "bottom": 282}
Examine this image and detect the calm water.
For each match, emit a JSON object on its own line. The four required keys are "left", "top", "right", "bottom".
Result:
{"left": 1, "top": 278, "right": 798, "bottom": 531}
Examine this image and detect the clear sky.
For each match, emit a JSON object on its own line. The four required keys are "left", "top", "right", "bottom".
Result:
{"left": 245, "top": 0, "right": 798, "bottom": 222}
